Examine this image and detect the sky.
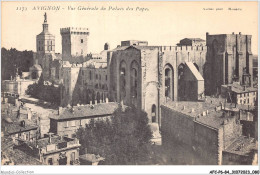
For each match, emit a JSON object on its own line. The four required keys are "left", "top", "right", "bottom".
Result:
{"left": 2, "top": 1, "right": 258, "bottom": 55}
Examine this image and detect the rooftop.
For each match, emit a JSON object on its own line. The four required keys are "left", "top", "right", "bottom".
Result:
{"left": 36, "top": 135, "right": 76, "bottom": 149}
{"left": 50, "top": 102, "right": 119, "bottom": 120}
{"left": 222, "top": 83, "right": 257, "bottom": 93}
{"left": 1, "top": 137, "right": 42, "bottom": 165}
{"left": 224, "top": 136, "right": 258, "bottom": 156}
{"left": 194, "top": 111, "right": 236, "bottom": 129}
{"left": 162, "top": 97, "right": 240, "bottom": 129}
{"left": 182, "top": 38, "right": 205, "bottom": 42}
{"left": 4, "top": 122, "right": 38, "bottom": 135}
{"left": 34, "top": 135, "right": 81, "bottom": 155}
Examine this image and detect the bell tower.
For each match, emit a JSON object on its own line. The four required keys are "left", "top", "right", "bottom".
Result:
{"left": 35, "top": 12, "right": 56, "bottom": 80}
{"left": 36, "top": 12, "right": 55, "bottom": 54}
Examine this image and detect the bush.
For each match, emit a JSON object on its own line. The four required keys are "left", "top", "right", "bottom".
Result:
{"left": 26, "top": 75, "right": 60, "bottom": 105}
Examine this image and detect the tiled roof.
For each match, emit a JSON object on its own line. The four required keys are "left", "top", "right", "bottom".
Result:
{"left": 50, "top": 102, "right": 119, "bottom": 120}
{"left": 1, "top": 138, "right": 42, "bottom": 165}
{"left": 5, "top": 122, "right": 38, "bottom": 135}
{"left": 224, "top": 136, "right": 258, "bottom": 156}
{"left": 162, "top": 97, "right": 239, "bottom": 129}
{"left": 111, "top": 46, "right": 129, "bottom": 51}
{"left": 222, "top": 83, "right": 257, "bottom": 93}
{"left": 194, "top": 111, "right": 233, "bottom": 129}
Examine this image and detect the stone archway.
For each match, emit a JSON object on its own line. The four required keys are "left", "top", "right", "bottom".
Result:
{"left": 164, "top": 64, "right": 174, "bottom": 101}
{"left": 178, "top": 63, "right": 185, "bottom": 101}
{"left": 119, "top": 60, "right": 127, "bottom": 104}
{"left": 130, "top": 60, "right": 139, "bottom": 107}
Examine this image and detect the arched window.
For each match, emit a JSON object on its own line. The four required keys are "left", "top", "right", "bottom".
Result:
{"left": 131, "top": 68, "right": 137, "bottom": 97}
{"left": 178, "top": 63, "right": 185, "bottom": 101}
{"left": 120, "top": 61, "right": 127, "bottom": 101}
{"left": 164, "top": 64, "right": 174, "bottom": 100}
{"left": 130, "top": 61, "right": 139, "bottom": 107}
{"left": 152, "top": 104, "right": 156, "bottom": 123}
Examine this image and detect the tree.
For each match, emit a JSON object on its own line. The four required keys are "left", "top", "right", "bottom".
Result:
{"left": 1, "top": 47, "right": 33, "bottom": 80}
{"left": 25, "top": 74, "right": 60, "bottom": 106}
{"left": 76, "top": 106, "right": 153, "bottom": 165}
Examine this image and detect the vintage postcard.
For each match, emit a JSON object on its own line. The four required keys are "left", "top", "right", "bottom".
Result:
{"left": 1, "top": 1, "right": 259, "bottom": 174}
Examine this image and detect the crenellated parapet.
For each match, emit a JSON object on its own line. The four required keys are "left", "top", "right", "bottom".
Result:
{"left": 60, "top": 27, "right": 89, "bottom": 35}
{"left": 158, "top": 45, "right": 207, "bottom": 52}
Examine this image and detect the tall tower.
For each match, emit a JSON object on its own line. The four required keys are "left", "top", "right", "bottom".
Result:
{"left": 60, "top": 27, "right": 89, "bottom": 62}
{"left": 205, "top": 32, "right": 253, "bottom": 95}
{"left": 36, "top": 12, "right": 55, "bottom": 80}
{"left": 36, "top": 12, "right": 55, "bottom": 55}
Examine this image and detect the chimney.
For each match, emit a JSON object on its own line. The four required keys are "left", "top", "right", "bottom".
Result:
{"left": 58, "top": 107, "right": 62, "bottom": 115}
{"left": 105, "top": 98, "right": 109, "bottom": 103}
{"left": 71, "top": 106, "right": 74, "bottom": 113}
{"left": 220, "top": 102, "right": 224, "bottom": 110}
{"left": 48, "top": 133, "right": 53, "bottom": 143}
{"left": 104, "top": 43, "right": 110, "bottom": 50}
{"left": 239, "top": 32, "right": 241, "bottom": 35}
{"left": 247, "top": 112, "right": 250, "bottom": 121}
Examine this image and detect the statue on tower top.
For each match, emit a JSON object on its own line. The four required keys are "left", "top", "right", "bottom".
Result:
{"left": 44, "top": 12, "right": 47, "bottom": 23}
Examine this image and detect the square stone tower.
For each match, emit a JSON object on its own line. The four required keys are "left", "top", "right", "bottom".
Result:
{"left": 205, "top": 32, "right": 253, "bottom": 95}
{"left": 60, "top": 27, "right": 89, "bottom": 62}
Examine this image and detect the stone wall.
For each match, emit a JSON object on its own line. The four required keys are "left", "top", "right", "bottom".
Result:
{"left": 193, "top": 120, "right": 220, "bottom": 165}
{"left": 161, "top": 105, "right": 194, "bottom": 146}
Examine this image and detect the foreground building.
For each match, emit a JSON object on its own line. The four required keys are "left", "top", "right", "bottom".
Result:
{"left": 37, "top": 134, "right": 81, "bottom": 165}
{"left": 161, "top": 97, "right": 258, "bottom": 165}
{"left": 49, "top": 102, "right": 118, "bottom": 137}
